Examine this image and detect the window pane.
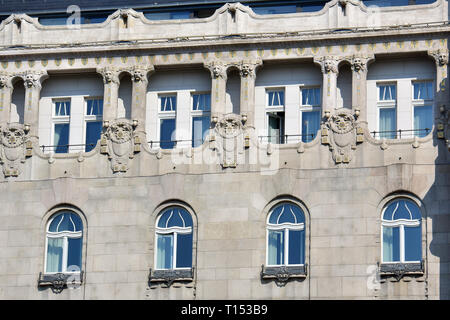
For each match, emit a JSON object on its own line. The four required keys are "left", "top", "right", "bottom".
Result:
{"left": 55, "top": 101, "right": 70, "bottom": 116}
{"left": 302, "top": 88, "right": 321, "bottom": 106}
{"left": 67, "top": 237, "right": 83, "bottom": 271}
{"left": 176, "top": 233, "right": 193, "bottom": 268}
{"left": 54, "top": 123, "right": 70, "bottom": 153}
{"left": 51, "top": 212, "right": 82, "bottom": 232}
{"left": 413, "top": 82, "right": 433, "bottom": 100}
{"left": 379, "top": 108, "right": 396, "bottom": 139}
{"left": 383, "top": 226, "right": 400, "bottom": 262}
{"left": 379, "top": 85, "right": 396, "bottom": 101}
{"left": 268, "top": 230, "right": 284, "bottom": 265}
{"left": 160, "top": 119, "right": 176, "bottom": 149}
{"left": 288, "top": 230, "right": 305, "bottom": 265}
{"left": 167, "top": 208, "right": 184, "bottom": 228}
{"left": 85, "top": 121, "right": 102, "bottom": 152}
{"left": 192, "top": 116, "right": 210, "bottom": 147}
{"left": 87, "top": 99, "right": 103, "bottom": 116}
{"left": 160, "top": 96, "right": 176, "bottom": 112}
{"left": 404, "top": 226, "right": 421, "bottom": 262}
{"left": 414, "top": 105, "right": 432, "bottom": 137}
{"left": 268, "top": 114, "right": 284, "bottom": 143}
{"left": 302, "top": 111, "right": 320, "bottom": 143}
{"left": 268, "top": 91, "right": 284, "bottom": 106}
{"left": 193, "top": 94, "right": 211, "bottom": 111}
{"left": 46, "top": 238, "right": 64, "bottom": 273}
{"left": 278, "top": 205, "right": 296, "bottom": 224}
{"left": 156, "top": 234, "right": 173, "bottom": 269}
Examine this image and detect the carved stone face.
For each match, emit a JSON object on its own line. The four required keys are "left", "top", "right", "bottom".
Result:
{"left": 212, "top": 65, "right": 223, "bottom": 78}
{"left": 324, "top": 60, "right": 336, "bottom": 73}
{"left": 216, "top": 115, "right": 242, "bottom": 138}
{"left": 0, "top": 74, "right": 8, "bottom": 88}
{"left": 132, "top": 70, "right": 144, "bottom": 82}
{"left": 438, "top": 52, "right": 449, "bottom": 66}
{"left": 2, "top": 127, "right": 24, "bottom": 148}
{"left": 103, "top": 71, "right": 114, "bottom": 83}
{"left": 352, "top": 58, "right": 364, "bottom": 72}
{"left": 240, "top": 64, "right": 253, "bottom": 77}
{"left": 25, "top": 73, "right": 37, "bottom": 88}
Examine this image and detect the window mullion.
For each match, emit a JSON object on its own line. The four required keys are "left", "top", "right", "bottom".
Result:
{"left": 400, "top": 225, "right": 405, "bottom": 263}
{"left": 284, "top": 228, "right": 289, "bottom": 266}
{"left": 63, "top": 236, "right": 68, "bottom": 273}
{"left": 173, "top": 231, "right": 177, "bottom": 269}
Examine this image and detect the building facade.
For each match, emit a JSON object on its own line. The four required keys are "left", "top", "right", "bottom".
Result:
{"left": 0, "top": 0, "right": 449, "bottom": 299}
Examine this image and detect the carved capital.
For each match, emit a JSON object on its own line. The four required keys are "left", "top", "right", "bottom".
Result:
{"left": 204, "top": 60, "right": 227, "bottom": 80}
{"left": 97, "top": 67, "right": 120, "bottom": 85}
{"left": 429, "top": 49, "right": 449, "bottom": 67}
{"left": 237, "top": 59, "right": 262, "bottom": 78}
{"left": 0, "top": 72, "right": 13, "bottom": 89}
{"left": 130, "top": 65, "right": 154, "bottom": 83}
{"left": 21, "top": 71, "right": 47, "bottom": 89}
{"left": 315, "top": 56, "right": 340, "bottom": 74}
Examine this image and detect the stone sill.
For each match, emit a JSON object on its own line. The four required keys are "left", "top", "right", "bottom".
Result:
{"left": 38, "top": 271, "right": 84, "bottom": 293}
{"left": 148, "top": 268, "right": 194, "bottom": 287}
{"left": 260, "top": 264, "right": 307, "bottom": 286}
{"left": 379, "top": 261, "right": 424, "bottom": 280}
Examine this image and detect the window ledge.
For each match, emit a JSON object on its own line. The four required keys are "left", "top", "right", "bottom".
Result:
{"left": 378, "top": 261, "right": 424, "bottom": 281}
{"left": 38, "top": 271, "right": 84, "bottom": 294}
{"left": 260, "top": 264, "right": 307, "bottom": 287}
{"left": 148, "top": 268, "right": 194, "bottom": 287}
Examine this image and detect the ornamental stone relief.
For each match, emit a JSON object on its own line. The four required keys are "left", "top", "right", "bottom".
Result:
{"left": 100, "top": 119, "right": 139, "bottom": 173}
{"left": 213, "top": 114, "right": 246, "bottom": 168}
{"left": 429, "top": 49, "right": 449, "bottom": 67}
{"left": 321, "top": 109, "right": 363, "bottom": 164}
{"left": 0, "top": 123, "right": 31, "bottom": 177}
{"left": 437, "top": 104, "right": 450, "bottom": 151}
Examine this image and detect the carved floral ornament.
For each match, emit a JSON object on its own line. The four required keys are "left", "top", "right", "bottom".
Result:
{"left": 101, "top": 119, "right": 140, "bottom": 173}
{"left": 215, "top": 114, "right": 244, "bottom": 138}
{"left": 321, "top": 109, "right": 363, "bottom": 164}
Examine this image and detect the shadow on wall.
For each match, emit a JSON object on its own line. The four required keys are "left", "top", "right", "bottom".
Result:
{"left": 423, "top": 39, "right": 450, "bottom": 299}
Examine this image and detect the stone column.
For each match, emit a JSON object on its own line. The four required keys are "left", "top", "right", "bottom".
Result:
{"left": 204, "top": 61, "right": 228, "bottom": 123}
{"left": 22, "top": 70, "right": 48, "bottom": 137}
{"left": 429, "top": 49, "right": 449, "bottom": 118}
{"left": 0, "top": 72, "right": 13, "bottom": 125}
{"left": 97, "top": 67, "right": 120, "bottom": 123}
{"left": 350, "top": 54, "right": 374, "bottom": 124}
{"left": 130, "top": 65, "right": 154, "bottom": 133}
{"left": 238, "top": 59, "right": 262, "bottom": 128}
{"left": 315, "top": 56, "right": 340, "bottom": 116}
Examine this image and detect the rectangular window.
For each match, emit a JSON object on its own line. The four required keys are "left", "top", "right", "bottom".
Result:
{"left": 191, "top": 93, "right": 211, "bottom": 148}
{"left": 52, "top": 99, "right": 71, "bottom": 153}
{"left": 85, "top": 98, "right": 103, "bottom": 152}
{"left": 159, "top": 95, "right": 177, "bottom": 149}
{"left": 377, "top": 84, "right": 397, "bottom": 139}
{"left": 413, "top": 81, "right": 433, "bottom": 138}
{"left": 300, "top": 87, "right": 321, "bottom": 143}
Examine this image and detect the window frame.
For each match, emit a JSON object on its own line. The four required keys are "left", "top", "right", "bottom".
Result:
{"left": 300, "top": 86, "right": 322, "bottom": 143}
{"left": 51, "top": 98, "right": 71, "bottom": 153}
{"left": 411, "top": 80, "right": 434, "bottom": 137}
{"left": 190, "top": 92, "right": 211, "bottom": 148}
{"left": 376, "top": 82, "right": 397, "bottom": 139}
{"left": 83, "top": 97, "right": 104, "bottom": 152}
{"left": 43, "top": 210, "right": 83, "bottom": 275}
{"left": 265, "top": 202, "right": 306, "bottom": 268}
{"left": 157, "top": 93, "right": 177, "bottom": 149}
{"left": 380, "top": 198, "right": 423, "bottom": 264}
{"left": 154, "top": 206, "right": 193, "bottom": 271}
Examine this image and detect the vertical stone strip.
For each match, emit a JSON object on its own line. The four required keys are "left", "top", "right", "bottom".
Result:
{"left": 204, "top": 61, "right": 228, "bottom": 124}
{"left": 238, "top": 59, "right": 262, "bottom": 128}
{"left": 315, "top": 56, "right": 340, "bottom": 116}
{"left": 350, "top": 54, "right": 374, "bottom": 124}
{"left": 97, "top": 67, "right": 120, "bottom": 123}
{"left": 130, "top": 65, "right": 154, "bottom": 133}
{"left": 0, "top": 72, "right": 13, "bottom": 125}
{"left": 429, "top": 49, "right": 449, "bottom": 118}
{"left": 22, "top": 70, "right": 48, "bottom": 137}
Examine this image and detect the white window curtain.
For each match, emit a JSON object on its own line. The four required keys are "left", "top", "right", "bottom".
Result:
{"left": 268, "top": 230, "right": 284, "bottom": 266}
{"left": 156, "top": 234, "right": 174, "bottom": 269}
{"left": 46, "top": 238, "right": 64, "bottom": 273}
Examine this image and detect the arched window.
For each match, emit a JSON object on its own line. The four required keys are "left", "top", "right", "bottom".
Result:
{"left": 45, "top": 210, "right": 83, "bottom": 274}
{"left": 266, "top": 202, "right": 305, "bottom": 266}
{"left": 382, "top": 198, "right": 422, "bottom": 263}
{"left": 155, "top": 206, "right": 193, "bottom": 270}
